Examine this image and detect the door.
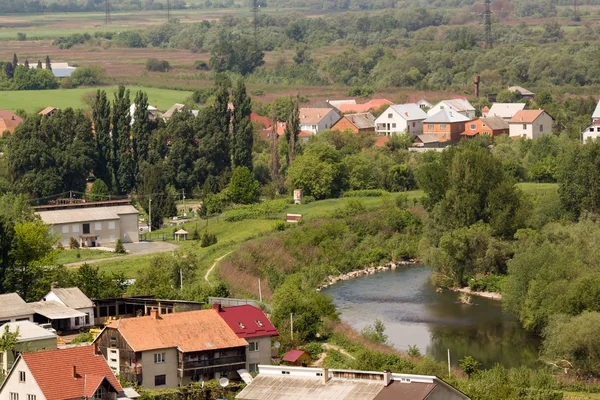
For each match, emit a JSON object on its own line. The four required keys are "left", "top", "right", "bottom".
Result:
{"left": 83, "top": 224, "right": 90, "bottom": 234}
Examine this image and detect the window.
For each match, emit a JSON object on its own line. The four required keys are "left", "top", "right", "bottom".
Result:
{"left": 83, "top": 224, "right": 90, "bottom": 234}
{"left": 539, "top": 125, "right": 543, "bottom": 131}
{"left": 249, "top": 363, "right": 258, "bottom": 373}
{"left": 391, "top": 123, "right": 396, "bottom": 128}
{"left": 72, "top": 224, "right": 80, "bottom": 233}
{"left": 0, "top": 352, "right": 3, "bottom": 365}
{"left": 27, "top": 395, "right": 36, "bottom": 400}
{"left": 154, "top": 352, "right": 166, "bottom": 363}
{"left": 108, "top": 221, "right": 116, "bottom": 230}
{"left": 427, "top": 124, "right": 434, "bottom": 130}
{"left": 523, "top": 124, "right": 527, "bottom": 130}
{"left": 412, "top": 122, "right": 415, "bottom": 127}
{"left": 19, "top": 371, "right": 25, "bottom": 383}
{"left": 440, "top": 124, "right": 447, "bottom": 130}
{"left": 155, "top": 374, "right": 166, "bottom": 386}
{"left": 248, "top": 342, "right": 259, "bottom": 352}
{"left": 110, "top": 235, "right": 115, "bottom": 242}
{"left": 94, "top": 387, "right": 104, "bottom": 400}
{"left": 94, "top": 223, "right": 102, "bottom": 231}
{"left": 62, "top": 225, "right": 69, "bottom": 234}
{"left": 470, "top": 124, "right": 476, "bottom": 130}
{"left": 85, "top": 313, "right": 90, "bottom": 325}
{"left": 255, "top": 320, "right": 264, "bottom": 327}
{"left": 387, "top": 113, "right": 393, "bottom": 118}
{"left": 10, "top": 393, "right": 18, "bottom": 400}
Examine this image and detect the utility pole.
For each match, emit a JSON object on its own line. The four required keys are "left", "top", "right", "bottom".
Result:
{"left": 484, "top": 0, "right": 492, "bottom": 49}
{"left": 148, "top": 198, "right": 152, "bottom": 233}
{"left": 182, "top": 188, "right": 186, "bottom": 217}
{"left": 447, "top": 349, "right": 451, "bottom": 378}
{"left": 573, "top": 0, "right": 580, "bottom": 21}
{"left": 290, "top": 313, "right": 294, "bottom": 340}
{"left": 105, "top": 0, "right": 111, "bottom": 24}
{"left": 251, "top": 0, "right": 259, "bottom": 40}
{"left": 167, "top": 0, "right": 171, "bottom": 23}
{"left": 258, "top": 279, "right": 262, "bottom": 303}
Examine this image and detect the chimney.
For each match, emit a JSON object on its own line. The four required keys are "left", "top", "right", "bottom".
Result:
{"left": 383, "top": 369, "right": 392, "bottom": 386}
{"left": 72, "top": 365, "right": 77, "bottom": 379}
{"left": 322, "top": 368, "right": 329, "bottom": 384}
{"left": 317, "top": 114, "right": 321, "bottom": 119}
{"left": 212, "top": 303, "right": 222, "bottom": 312}
{"left": 150, "top": 309, "right": 160, "bottom": 319}
{"left": 11, "top": 115, "right": 15, "bottom": 120}
{"left": 473, "top": 75, "right": 480, "bottom": 98}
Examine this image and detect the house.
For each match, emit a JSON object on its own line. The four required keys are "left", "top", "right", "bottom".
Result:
{"left": 485, "top": 103, "right": 527, "bottom": 121}
{"left": 36, "top": 204, "right": 139, "bottom": 248}
{"left": 428, "top": 99, "right": 476, "bottom": 119}
{"left": 30, "top": 300, "right": 89, "bottom": 333}
{"left": 415, "top": 98, "right": 433, "bottom": 110}
{"left": 162, "top": 104, "right": 198, "bottom": 119}
{"left": 0, "top": 293, "right": 34, "bottom": 324}
{"left": 282, "top": 350, "right": 311, "bottom": 367}
{"left": 582, "top": 120, "right": 600, "bottom": 142}
{"left": 299, "top": 108, "right": 341, "bottom": 134}
{"left": 214, "top": 304, "right": 278, "bottom": 374}
{"left": 93, "top": 309, "right": 248, "bottom": 389}
{"left": 236, "top": 365, "right": 470, "bottom": 400}
{"left": 0, "top": 345, "right": 124, "bottom": 400}
{"left": 0, "top": 110, "right": 23, "bottom": 136}
{"left": 509, "top": 110, "right": 553, "bottom": 139}
{"left": 592, "top": 100, "right": 600, "bottom": 122}
{"left": 39, "top": 106, "right": 58, "bottom": 117}
{"left": 49, "top": 62, "right": 77, "bottom": 79}
{"left": 130, "top": 104, "right": 162, "bottom": 125}
{"left": 337, "top": 99, "right": 392, "bottom": 114}
{"left": 509, "top": 86, "right": 535, "bottom": 100}
{"left": 331, "top": 113, "right": 376, "bottom": 133}
{"left": 250, "top": 113, "right": 273, "bottom": 129}
{"left": 374, "top": 104, "right": 428, "bottom": 137}
{"left": 462, "top": 117, "right": 509, "bottom": 138}
{"left": 40, "top": 287, "right": 94, "bottom": 329}
{"left": 327, "top": 99, "right": 356, "bottom": 109}
{"left": 93, "top": 296, "right": 203, "bottom": 325}
{"left": 310, "top": 100, "right": 343, "bottom": 118}
{"left": 414, "top": 134, "right": 442, "bottom": 148}
{"left": 0, "top": 321, "right": 57, "bottom": 375}
{"left": 422, "top": 109, "right": 471, "bottom": 143}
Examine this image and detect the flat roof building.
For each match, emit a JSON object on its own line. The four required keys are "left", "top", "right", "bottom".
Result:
{"left": 0, "top": 321, "right": 57, "bottom": 375}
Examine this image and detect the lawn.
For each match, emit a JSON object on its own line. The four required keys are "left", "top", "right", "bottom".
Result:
{"left": 0, "top": 86, "right": 193, "bottom": 113}
{"left": 516, "top": 182, "right": 559, "bottom": 194}
{"left": 55, "top": 248, "right": 119, "bottom": 265}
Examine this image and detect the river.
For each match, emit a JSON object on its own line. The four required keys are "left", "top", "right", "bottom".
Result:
{"left": 324, "top": 264, "right": 541, "bottom": 369}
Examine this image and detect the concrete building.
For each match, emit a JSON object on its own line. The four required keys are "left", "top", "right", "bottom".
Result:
{"left": 0, "top": 293, "right": 33, "bottom": 324}
{"left": 299, "top": 108, "right": 341, "bottom": 134}
{"left": 0, "top": 321, "right": 57, "bottom": 375}
{"left": 39, "top": 287, "right": 94, "bottom": 330}
{"left": 93, "top": 296, "right": 203, "bottom": 325}
{"left": 509, "top": 110, "right": 554, "bottom": 139}
{"left": 36, "top": 204, "right": 139, "bottom": 248}
{"left": 93, "top": 309, "right": 248, "bottom": 389}
{"left": 214, "top": 304, "right": 278, "bottom": 373}
{"left": 374, "top": 104, "right": 428, "bottom": 137}
{"left": 236, "top": 365, "right": 470, "bottom": 400}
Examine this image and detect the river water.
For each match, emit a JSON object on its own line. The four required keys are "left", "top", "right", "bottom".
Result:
{"left": 324, "top": 265, "right": 541, "bottom": 369}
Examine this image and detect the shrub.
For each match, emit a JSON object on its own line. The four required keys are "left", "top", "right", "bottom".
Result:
{"left": 229, "top": 167, "right": 260, "bottom": 204}
{"left": 341, "top": 189, "right": 387, "bottom": 198}
{"left": 114, "top": 239, "right": 126, "bottom": 254}
{"left": 146, "top": 58, "right": 171, "bottom": 72}
{"left": 69, "top": 237, "right": 80, "bottom": 249}
{"left": 251, "top": 89, "right": 264, "bottom": 96}
{"left": 468, "top": 274, "right": 505, "bottom": 293}
{"left": 191, "top": 88, "right": 212, "bottom": 104}
{"left": 16, "top": 32, "right": 26, "bottom": 41}
{"left": 71, "top": 331, "right": 94, "bottom": 344}
{"left": 274, "top": 220, "right": 286, "bottom": 231}
{"left": 348, "top": 86, "right": 374, "bottom": 98}
{"left": 222, "top": 199, "right": 288, "bottom": 222}
{"left": 56, "top": 242, "right": 64, "bottom": 250}
{"left": 194, "top": 60, "right": 209, "bottom": 70}
{"left": 192, "top": 227, "right": 200, "bottom": 241}
{"left": 302, "top": 342, "right": 323, "bottom": 359}
{"left": 200, "top": 232, "right": 217, "bottom": 247}
{"left": 459, "top": 355, "right": 481, "bottom": 378}
{"left": 70, "top": 66, "right": 105, "bottom": 86}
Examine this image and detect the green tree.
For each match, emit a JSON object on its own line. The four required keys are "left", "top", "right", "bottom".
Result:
{"left": 112, "top": 86, "right": 134, "bottom": 193}
{"left": 45, "top": 55, "right": 51, "bottom": 70}
{"left": 284, "top": 98, "right": 300, "bottom": 166}
{"left": 132, "top": 90, "right": 153, "bottom": 174}
{"left": 114, "top": 238, "right": 126, "bottom": 254}
{"left": 69, "top": 264, "right": 126, "bottom": 299}
{"left": 287, "top": 145, "right": 344, "bottom": 200}
{"left": 92, "top": 90, "right": 113, "bottom": 189}
{"left": 89, "top": 179, "right": 109, "bottom": 201}
{"left": 360, "top": 319, "right": 389, "bottom": 345}
{"left": 231, "top": 79, "right": 253, "bottom": 170}
{"left": 0, "top": 325, "right": 19, "bottom": 371}
{"left": 209, "top": 33, "right": 264, "bottom": 76}
{"left": 495, "top": 89, "right": 518, "bottom": 103}
{"left": 12, "top": 53, "right": 17, "bottom": 70}
{"left": 459, "top": 356, "right": 481, "bottom": 378}
{"left": 229, "top": 166, "right": 260, "bottom": 204}
{"left": 137, "top": 162, "right": 177, "bottom": 231}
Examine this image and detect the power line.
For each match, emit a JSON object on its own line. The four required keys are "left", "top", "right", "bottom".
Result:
{"left": 251, "top": 0, "right": 259, "bottom": 40}
{"left": 484, "top": 0, "right": 492, "bottom": 49}
{"left": 167, "top": 0, "right": 171, "bottom": 23}
{"left": 105, "top": 0, "right": 111, "bottom": 24}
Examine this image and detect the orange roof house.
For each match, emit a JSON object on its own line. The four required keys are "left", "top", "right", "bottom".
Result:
{"left": 0, "top": 346, "right": 123, "bottom": 400}
{"left": 337, "top": 99, "right": 393, "bottom": 114}
{"left": 94, "top": 309, "right": 248, "bottom": 389}
{"left": 462, "top": 116, "right": 509, "bottom": 138}
{"left": 331, "top": 112, "right": 376, "bottom": 133}
{"left": 0, "top": 110, "right": 23, "bottom": 136}
{"left": 508, "top": 109, "right": 554, "bottom": 139}
{"left": 299, "top": 108, "right": 341, "bottom": 134}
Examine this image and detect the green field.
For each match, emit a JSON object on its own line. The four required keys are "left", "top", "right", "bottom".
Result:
{"left": 0, "top": 86, "right": 193, "bottom": 113}
{"left": 55, "top": 248, "right": 119, "bottom": 265}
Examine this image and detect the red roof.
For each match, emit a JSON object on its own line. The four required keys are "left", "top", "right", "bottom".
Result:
{"left": 251, "top": 113, "right": 273, "bottom": 128}
{"left": 282, "top": 350, "right": 308, "bottom": 362}
{"left": 19, "top": 346, "right": 122, "bottom": 400}
{"left": 509, "top": 109, "right": 545, "bottom": 124}
{"left": 338, "top": 99, "right": 392, "bottom": 114}
{"left": 215, "top": 304, "right": 279, "bottom": 339}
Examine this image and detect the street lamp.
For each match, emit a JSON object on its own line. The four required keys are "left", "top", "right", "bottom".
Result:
{"left": 148, "top": 198, "right": 152, "bottom": 233}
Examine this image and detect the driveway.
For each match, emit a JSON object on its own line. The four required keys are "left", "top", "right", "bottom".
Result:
{"left": 64, "top": 241, "right": 179, "bottom": 267}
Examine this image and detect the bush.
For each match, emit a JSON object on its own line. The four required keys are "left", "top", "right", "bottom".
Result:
{"left": 348, "top": 86, "right": 374, "bottom": 98}
{"left": 16, "top": 32, "right": 26, "bottom": 41}
{"left": 71, "top": 331, "right": 94, "bottom": 344}
{"left": 341, "top": 190, "right": 387, "bottom": 198}
{"left": 192, "top": 227, "right": 201, "bottom": 241}
{"left": 70, "top": 66, "right": 105, "bottom": 86}
{"left": 222, "top": 199, "right": 288, "bottom": 222}
{"left": 114, "top": 239, "right": 126, "bottom": 254}
{"left": 229, "top": 167, "right": 260, "bottom": 204}
{"left": 200, "top": 232, "right": 217, "bottom": 247}
{"left": 468, "top": 274, "right": 505, "bottom": 293}
{"left": 274, "top": 220, "right": 286, "bottom": 231}
{"left": 88, "top": 179, "right": 109, "bottom": 201}
{"left": 331, "top": 199, "right": 366, "bottom": 218}
{"left": 146, "top": 58, "right": 171, "bottom": 72}
{"left": 302, "top": 342, "right": 323, "bottom": 359}
{"left": 69, "top": 237, "right": 80, "bottom": 249}
{"left": 191, "top": 88, "right": 212, "bottom": 104}
{"left": 194, "top": 60, "right": 209, "bottom": 70}
{"left": 459, "top": 355, "right": 480, "bottom": 378}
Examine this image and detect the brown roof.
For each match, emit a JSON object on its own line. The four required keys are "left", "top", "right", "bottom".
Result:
{"left": 0, "top": 110, "right": 23, "bottom": 134}
{"left": 299, "top": 108, "right": 337, "bottom": 124}
{"left": 373, "top": 381, "right": 436, "bottom": 400}
{"left": 509, "top": 109, "right": 545, "bottom": 124}
{"left": 17, "top": 346, "right": 122, "bottom": 400}
{"left": 340, "top": 113, "right": 376, "bottom": 130}
{"left": 106, "top": 309, "right": 248, "bottom": 352}
{"left": 479, "top": 116, "right": 509, "bottom": 130}
{"left": 39, "top": 106, "right": 57, "bottom": 115}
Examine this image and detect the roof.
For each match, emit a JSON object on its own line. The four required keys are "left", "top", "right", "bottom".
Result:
{"left": 52, "top": 66, "right": 76, "bottom": 78}
{"left": 46, "top": 287, "right": 93, "bottom": 309}
{"left": 0, "top": 110, "right": 23, "bottom": 134}
{"left": 338, "top": 99, "right": 392, "bottom": 114}
{"left": 251, "top": 113, "right": 273, "bottom": 128}
{"left": 593, "top": 101, "right": 600, "bottom": 120}
{"left": 487, "top": 103, "right": 526, "bottom": 119}
{"left": 416, "top": 134, "right": 440, "bottom": 144}
{"left": 283, "top": 350, "right": 308, "bottom": 362}
{"left": 30, "top": 301, "right": 87, "bottom": 320}
{"left": 388, "top": 104, "right": 429, "bottom": 121}
{"left": 310, "top": 101, "right": 341, "bottom": 113}
{"left": 37, "top": 205, "right": 139, "bottom": 225}
{"left": 105, "top": 309, "right": 248, "bottom": 352}
{"left": 0, "top": 320, "right": 57, "bottom": 342}
{"left": 299, "top": 108, "right": 338, "bottom": 125}
{"left": 374, "top": 136, "right": 390, "bottom": 147}
{"left": 373, "top": 381, "right": 437, "bottom": 400}
{"left": 509, "top": 109, "right": 546, "bottom": 124}
{"left": 18, "top": 346, "right": 122, "bottom": 400}
{"left": 216, "top": 304, "right": 278, "bottom": 339}
{"left": 163, "top": 103, "right": 186, "bottom": 119}
{"left": 328, "top": 100, "right": 356, "bottom": 108}
{"left": 423, "top": 109, "right": 471, "bottom": 124}
{"left": 338, "top": 113, "right": 376, "bottom": 130}
{"left": 479, "top": 117, "right": 509, "bottom": 131}
{"left": 175, "top": 229, "right": 189, "bottom": 235}
{"left": 509, "top": 86, "right": 534, "bottom": 96}
{"left": 39, "top": 106, "right": 58, "bottom": 116}
{"left": 0, "top": 293, "right": 32, "bottom": 319}
{"left": 436, "top": 99, "right": 475, "bottom": 112}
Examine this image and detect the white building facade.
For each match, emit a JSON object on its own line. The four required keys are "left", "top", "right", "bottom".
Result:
{"left": 374, "top": 104, "right": 428, "bottom": 137}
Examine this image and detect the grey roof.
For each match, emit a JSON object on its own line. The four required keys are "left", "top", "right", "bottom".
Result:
{"left": 0, "top": 293, "right": 32, "bottom": 320}
{"left": 343, "top": 113, "right": 376, "bottom": 129}
{"left": 47, "top": 287, "right": 93, "bottom": 309}
{"left": 37, "top": 205, "right": 139, "bottom": 225}
{"left": 0, "top": 321, "right": 57, "bottom": 342}
{"left": 389, "top": 104, "right": 428, "bottom": 121}
{"left": 479, "top": 116, "right": 509, "bottom": 130}
{"left": 416, "top": 134, "right": 440, "bottom": 144}
{"left": 163, "top": 103, "right": 186, "bottom": 119}
{"left": 435, "top": 99, "right": 475, "bottom": 113}
{"left": 328, "top": 100, "right": 356, "bottom": 108}
{"left": 30, "top": 301, "right": 86, "bottom": 320}
{"left": 593, "top": 100, "right": 600, "bottom": 120}
{"left": 509, "top": 86, "right": 534, "bottom": 96}
{"left": 487, "top": 103, "right": 526, "bottom": 119}
{"left": 423, "top": 109, "right": 471, "bottom": 124}
{"left": 52, "top": 67, "right": 76, "bottom": 78}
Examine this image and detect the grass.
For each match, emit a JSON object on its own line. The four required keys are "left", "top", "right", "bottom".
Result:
{"left": 564, "top": 393, "right": 600, "bottom": 400}
{"left": 55, "top": 248, "right": 119, "bottom": 265}
{"left": 0, "top": 86, "right": 193, "bottom": 113}
{"left": 517, "top": 182, "right": 559, "bottom": 194}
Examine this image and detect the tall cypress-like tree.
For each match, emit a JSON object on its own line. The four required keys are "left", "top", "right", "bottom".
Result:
{"left": 284, "top": 97, "right": 300, "bottom": 166}
{"left": 231, "top": 79, "right": 253, "bottom": 170}
{"left": 36, "top": 60, "right": 42, "bottom": 69}
{"left": 269, "top": 108, "right": 280, "bottom": 181}
{"left": 211, "top": 76, "right": 231, "bottom": 176}
{"left": 45, "top": 55, "right": 51, "bottom": 70}
{"left": 23, "top": 59, "right": 29, "bottom": 69}
{"left": 111, "top": 86, "right": 134, "bottom": 194}
{"left": 12, "top": 54, "right": 17, "bottom": 70}
{"left": 4, "top": 63, "right": 14, "bottom": 80}
{"left": 92, "top": 90, "right": 113, "bottom": 189}
{"left": 132, "top": 90, "right": 152, "bottom": 174}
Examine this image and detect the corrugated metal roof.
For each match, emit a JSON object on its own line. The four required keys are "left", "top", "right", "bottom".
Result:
{"left": 488, "top": 103, "right": 526, "bottom": 119}
{"left": 0, "top": 320, "right": 57, "bottom": 342}
{"left": 0, "top": 293, "right": 32, "bottom": 319}
{"left": 48, "top": 287, "right": 93, "bottom": 309}
{"left": 373, "top": 381, "right": 436, "bottom": 400}
{"left": 36, "top": 205, "right": 138, "bottom": 225}
{"left": 342, "top": 113, "right": 376, "bottom": 129}
{"left": 479, "top": 116, "right": 509, "bottom": 130}
{"left": 423, "top": 109, "right": 470, "bottom": 124}
{"left": 416, "top": 134, "right": 439, "bottom": 144}
{"left": 389, "top": 104, "right": 428, "bottom": 121}
{"left": 30, "top": 301, "right": 86, "bottom": 320}
{"left": 52, "top": 67, "right": 76, "bottom": 78}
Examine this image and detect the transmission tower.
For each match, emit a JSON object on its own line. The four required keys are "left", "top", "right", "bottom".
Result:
{"left": 484, "top": 0, "right": 492, "bottom": 49}
{"left": 167, "top": 0, "right": 171, "bottom": 22}
{"left": 251, "top": 0, "right": 259, "bottom": 39}
{"left": 105, "top": 0, "right": 111, "bottom": 24}
{"left": 573, "top": 0, "right": 580, "bottom": 21}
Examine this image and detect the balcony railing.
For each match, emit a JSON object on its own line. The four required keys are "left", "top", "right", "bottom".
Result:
{"left": 178, "top": 355, "right": 246, "bottom": 370}
{"left": 119, "top": 366, "right": 143, "bottom": 385}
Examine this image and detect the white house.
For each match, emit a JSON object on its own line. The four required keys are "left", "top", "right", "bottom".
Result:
{"left": 592, "top": 100, "right": 600, "bottom": 122}
{"left": 509, "top": 110, "right": 553, "bottom": 139}
{"left": 582, "top": 120, "right": 600, "bottom": 142}
{"left": 374, "top": 104, "right": 429, "bottom": 137}
{"left": 415, "top": 99, "right": 433, "bottom": 110}
{"left": 485, "top": 103, "right": 526, "bottom": 121}
{"left": 40, "top": 287, "right": 94, "bottom": 329}
{"left": 298, "top": 108, "right": 341, "bottom": 134}
{"left": 0, "top": 293, "right": 33, "bottom": 324}
{"left": 428, "top": 99, "right": 476, "bottom": 119}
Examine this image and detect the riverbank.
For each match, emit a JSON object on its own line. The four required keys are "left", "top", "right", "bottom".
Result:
{"left": 316, "top": 259, "right": 419, "bottom": 291}
{"left": 451, "top": 286, "right": 503, "bottom": 301}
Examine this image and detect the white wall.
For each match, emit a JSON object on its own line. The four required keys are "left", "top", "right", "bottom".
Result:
{"left": 509, "top": 113, "right": 553, "bottom": 139}
{"left": 42, "top": 292, "right": 94, "bottom": 329}
{"left": 141, "top": 348, "right": 179, "bottom": 389}
{"left": 52, "top": 218, "right": 121, "bottom": 247}
{"left": 509, "top": 123, "right": 534, "bottom": 139}
{"left": 0, "top": 358, "right": 47, "bottom": 400}
{"left": 300, "top": 110, "right": 340, "bottom": 134}
{"left": 375, "top": 108, "right": 424, "bottom": 137}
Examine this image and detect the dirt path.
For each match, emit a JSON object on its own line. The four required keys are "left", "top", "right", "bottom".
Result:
{"left": 313, "top": 343, "right": 356, "bottom": 367}
{"left": 204, "top": 251, "right": 233, "bottom": 283}
{"left": 64, "top": 241, "right": 179, "bottom": 267}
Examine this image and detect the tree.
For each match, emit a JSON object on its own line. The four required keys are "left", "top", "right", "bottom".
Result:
{"left": 495, "top": 89, "right": 518, "bottom": 103}
{"left": 129, "top": 253, "right": 199, "bottom": 299}
{"left": 45, "top": 55, "right": 51, "bottom": 70}
{"left": 229, "top": 166, "right": 260, "bottom": 204}
{"left": 36, "top": 60, "right": 42, "bottom": 69}
{"left": 23, "top": 59, "right": 29, "bottom": 69}
{"left": 459, "top": 356, "right": 481, "bottom": 378}
{"left": 3, "top": 62, "right": 13, "bottom": 80}
{"left": 89, "top": 179, "right": 109, "bottom": 201}
{"left": 114, "top": 238, "right": 125, "bottom": 254}
{"left": 112, "top": 86, "right": 134, "bottom": 193}
{"left": 92, "top": 90, "right": 113, "bottom": 189}
{"left": 138, "top": 162, "right": 177, "bottom": 231}
{"left": 360, "top": 319, "right": 389, "bottom": 345}
{"left": 0, "top": 325, "right": 19, "bottom": 369}
{"left": 132, "top": 90, "right": 153, "bottom": 174}
{"left": 166, "top": 111, "right": 202, "bottom": 192}
{"left": 69, "top": 264, "right": 126, "bottom": 299}
{"left": 209, "top": 33, "right": 264, "bottom": 76}
{"left": 12, "top": 53, "right": 17, "bottom": 70}
{"left": 269, "top": 109, "right": 281, "bottom": 183}
{"left": 284, "top": 98, "right": 300, "bottom": 166}
{"left": 286, "top": 145, "right": 344, "bottom": 200}
{"left": 231, "top": 79, "right": 253, "bottom": 170}
{"left": 558, "top": 141, "right": 600, "bottom": 219}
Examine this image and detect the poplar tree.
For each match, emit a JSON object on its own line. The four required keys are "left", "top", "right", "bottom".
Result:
{"left": 285, "top": 97, "right": 300, "bottom": 166}
{"left": 12, "top": 54, "right": 17, "bottom": 70}
{"left": 112, "top": 86, "right": 134, "bottom": 193}
{"left": 211, "top": 76, "right": 231, "bottom": 176}
{"left": 132, "top": 90, "right": 152, "bottom": 173}
{"left": 36, "top": 60, "right": 42, "bottom": 69}
{"left": 23, "top": 59, "right": 29, "bottom": 69}
{"left": 92, "top": 90, "right": 113, "bottom": 189}
{"left": 45, "top": 55, "right": 51, "bottom": 70}
{"left": 269, "top": 108, "right": 280, "bottom": 182}
{"left": 231, "top": 79, "right": 253, "bottom": 170}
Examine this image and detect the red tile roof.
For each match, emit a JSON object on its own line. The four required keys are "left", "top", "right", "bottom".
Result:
{"left": 282, "top": 350, "right": 308, "bottom": 362}
{"left": 19, "top": 346, "right": 122, "bottom": 400}
{"left": 0, "top": 110, "right": 23, "bottom": 135}
{"left": 338, "top": 99, "right": 392, "bottom": 114}
{"left": 215, "top": 304, "right": 279, "bottom": 339}
{"left": 251, "top": 113, "right": 273, "bottom": 128}
{"left": 509, "top": 109, "right": 545, "bottom": 124}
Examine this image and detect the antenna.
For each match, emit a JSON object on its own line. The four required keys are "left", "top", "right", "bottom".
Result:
{"left": 251, "top": 0, "right": 259, "bottom": 39}
{"left": 167, "top": 0, "right": 171, "bottom": 22}
{"left": 105, "top": 0, "right": 111, "bottom": 24}
{"left": 484, "top": 0, "right": 492, "bottom": 49}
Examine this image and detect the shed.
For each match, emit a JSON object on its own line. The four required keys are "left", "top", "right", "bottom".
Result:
{"left": 282, "top": 350, "right": 311, "bottom": 366}
{"left": 175, "top": 229, "right": 189, "bottom": 241}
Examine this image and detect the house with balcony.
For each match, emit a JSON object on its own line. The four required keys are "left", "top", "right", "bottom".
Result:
{"left": 214, "top": 304, "right": 278, "bottom": 374}
{"left": 374, "top": 104, "right": 428, "bottom": 137}
{"left": 93, "top": 309, "right": 248, "bottom": 389}
{"left": 0, "top": 345, "right": 124, "bottom": 400}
